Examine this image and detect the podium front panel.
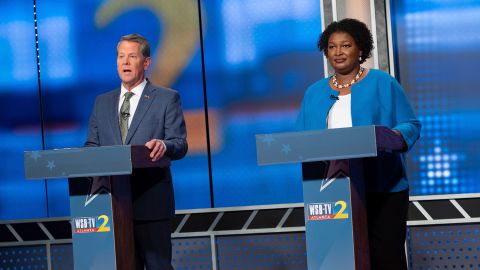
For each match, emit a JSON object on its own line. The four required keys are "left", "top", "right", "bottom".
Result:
{"left": 69, "top": 177, "right": 117, "bottom": 270}
{"left": 303, "top": 176, "right": 355, "bottom": 269}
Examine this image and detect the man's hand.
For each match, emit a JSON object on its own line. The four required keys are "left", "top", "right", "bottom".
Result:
{"left": 145, "top": 139, "right": 166, "bottom": 162}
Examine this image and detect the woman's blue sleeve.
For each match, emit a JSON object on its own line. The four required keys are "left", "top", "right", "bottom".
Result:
{"left": 390, "top": 79, "right": 422, "bottom": 151}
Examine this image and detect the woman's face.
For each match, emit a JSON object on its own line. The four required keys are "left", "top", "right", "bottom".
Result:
{"left": 326, "top": 31, "right": 362, "bottom": 74}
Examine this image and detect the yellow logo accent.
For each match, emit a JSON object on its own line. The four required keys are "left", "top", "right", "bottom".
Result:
{"left": 95, "top": 0, "right": 203, "bottom": 87}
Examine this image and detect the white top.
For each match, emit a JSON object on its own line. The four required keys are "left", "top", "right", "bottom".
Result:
{"left": 327, "top": 94, "right": 353, "bottom": 129}
{"left": 118, "top": 79, "right": 147, "bottom": 127}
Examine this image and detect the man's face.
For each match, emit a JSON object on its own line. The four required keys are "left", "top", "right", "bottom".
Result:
{"left": 117, "top": 41, "right": 151, "bottom": 90}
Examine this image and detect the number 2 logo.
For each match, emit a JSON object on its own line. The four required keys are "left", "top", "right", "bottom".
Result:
{"left": 334, "top": 201, "right": 349, "bottom": 219}
{"left": 97, "top": 215, "right": 111, "bottom": 232}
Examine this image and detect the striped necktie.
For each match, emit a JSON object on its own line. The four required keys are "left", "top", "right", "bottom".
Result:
{"left": 119, "top": 92, "right": 134, "bottom": 144}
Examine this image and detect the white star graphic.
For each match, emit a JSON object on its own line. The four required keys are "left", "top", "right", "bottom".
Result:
{"left": 30, "top": 151, "right": 41, "bottom": 161}
{"left": 320, "top": 160, "right": 350, "bottom": 192}
{"left": 46, "top": 160, "right": 55, "bottom": 171}
{"left": 262, "top": 134, "right": 275, "bottom": 146}
{"left": 85, "top": 177, "right": 111, "bottom": 207}
{"left": 281, "top": 144, "right": 291, "bottom": 155}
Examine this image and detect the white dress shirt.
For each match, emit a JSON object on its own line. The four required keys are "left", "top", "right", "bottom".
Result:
{"left": 327, "top": 93, "right": 353, "bottom": 129}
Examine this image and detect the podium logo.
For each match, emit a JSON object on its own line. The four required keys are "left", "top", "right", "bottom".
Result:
{"left": 307, "top": 201, "right": 349, "bottom": 220}
{"left": 73, "top": 215, "right": 111, "bottom": 233}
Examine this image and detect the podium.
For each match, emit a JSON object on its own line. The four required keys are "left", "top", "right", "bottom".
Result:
{"left": 256, "top": 125, "right": 404, "bottom": 270}
{"left": 24, "top": 145, "right": 170, "bottom": 270}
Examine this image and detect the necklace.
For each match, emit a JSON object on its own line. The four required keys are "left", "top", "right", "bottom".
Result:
{"left": 332, "top": 67, "right": 364, "bottom": 89}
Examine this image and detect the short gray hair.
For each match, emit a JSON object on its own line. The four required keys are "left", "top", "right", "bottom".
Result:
{"left": 117, "top": 34, "right": 151, "bottom": 58}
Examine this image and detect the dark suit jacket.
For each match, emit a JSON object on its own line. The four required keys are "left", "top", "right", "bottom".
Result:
{"left": 85, "top": 81, "right": 188, "bottom": 220}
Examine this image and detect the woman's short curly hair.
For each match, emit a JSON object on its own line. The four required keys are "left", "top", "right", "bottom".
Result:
{"left": 317, "top": 18, "right": 374, "bottom": 64}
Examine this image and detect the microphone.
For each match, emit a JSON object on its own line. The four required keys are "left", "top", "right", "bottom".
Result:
{"left": 330, "top": 94, "right": 339, "bottom": 100}
{"left": 121, "top": 112, "right": 130, "bottom": 119}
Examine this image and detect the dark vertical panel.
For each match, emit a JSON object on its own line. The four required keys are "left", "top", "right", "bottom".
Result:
{"left": 196, "top": 0, "right": 215, "bottom": 207}
{"left": 374, "top": 0, "right": 390, "bottom": 73}
{"left": 163, "top": 0, "right": 212, "bottom": 209}
{"left": 36, "top": 0, "right": 73, "bottom": 217}
{"left": 0, "top": 1, "right": 48, "bottom": 219}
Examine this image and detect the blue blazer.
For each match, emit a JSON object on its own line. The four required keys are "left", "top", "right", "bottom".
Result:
{"left": 85, "top": 81, "right": 188, "bottom": 219}
{"left": 297, "top": 69, "right": 421, "bottom": 192}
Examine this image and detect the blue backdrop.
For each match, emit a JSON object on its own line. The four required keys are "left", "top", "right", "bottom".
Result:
{"left": 1, "top": 0, "right": 479, "bottom": 220}
{"left": 392, "top": 0, "right": 480, "bottom": 195}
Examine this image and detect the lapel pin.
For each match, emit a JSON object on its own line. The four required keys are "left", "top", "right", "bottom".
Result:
{"left": 144, "top": 94, "right": 150, "bottom": 99}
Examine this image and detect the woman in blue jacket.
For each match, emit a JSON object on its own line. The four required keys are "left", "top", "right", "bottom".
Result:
{"left": 297, "top": 18, "right": 421, "bottom": 269}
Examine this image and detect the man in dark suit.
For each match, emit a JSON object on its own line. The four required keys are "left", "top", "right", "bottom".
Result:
{"left": 85, "top": 33, "right": 188, "bottom": 270}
